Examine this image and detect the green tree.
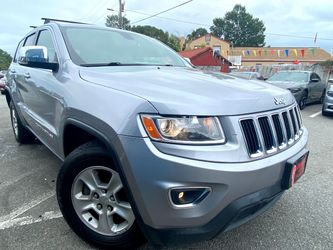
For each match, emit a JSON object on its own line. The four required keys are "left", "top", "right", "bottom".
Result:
{"left": 131, "top": 25, "right": 181, "bottom": 51}
{"left": 186, "top": 28, "right": 208, "bottom": 41}
{"left": 0, "top": 49, "right": 12, "bottom": 70}
{"left": 105, "top": 14, "right": 131, "bottom": 30}
{"left": 210, "top": 4, "right": 266, "bottom": 47}
{"left": 166, "top": 35, "right": 181, "bottom": 52}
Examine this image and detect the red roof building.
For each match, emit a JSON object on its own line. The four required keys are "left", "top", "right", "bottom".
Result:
{"left": 178, "top": 47, "right": 231, "bottom": 73}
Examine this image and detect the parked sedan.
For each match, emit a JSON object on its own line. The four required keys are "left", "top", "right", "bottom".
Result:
{"left": 230, "top": 71, "right": 262, "bottom": 80}
{"left": 266, "top": 71, "right": 326, "bottom": 110}
{"left": 322, "top": 80, "right": 333, "bottom": 116}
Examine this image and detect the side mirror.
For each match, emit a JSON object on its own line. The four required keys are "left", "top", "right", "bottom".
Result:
{"left": 183, "top": 57, "right": 192, "bottom": 64}
{"left": 18, "top": 46, "right": 59, "bottom": 71}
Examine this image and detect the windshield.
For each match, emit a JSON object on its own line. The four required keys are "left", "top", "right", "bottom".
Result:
{"left": 61, "top": 27, "right": 186, "bottom": 67}
{"left": 268, "top": 72, "right": 308, "bottom": 82}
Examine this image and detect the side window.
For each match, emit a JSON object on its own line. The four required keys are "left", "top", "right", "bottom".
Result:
{"left": 36, "top": 30, "right": 57, "bottom": 63}
{"left": 314, "top": 73, "right": 321, "bottom": 81}
{"left": 310, "top": 73, "right": 320, "bottom": 81}
{"left": 13, "top": 39, "right": 24, "bottom": 63}
{"left": 24, "top": 33, "right": 36, "bottom": 46}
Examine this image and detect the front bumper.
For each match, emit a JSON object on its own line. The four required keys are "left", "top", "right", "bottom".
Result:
{"left": 117, "top": 128, "right": 308, "bottom": 246}
{"left": 323, "top": 95, "right": 333, "bottom": 113}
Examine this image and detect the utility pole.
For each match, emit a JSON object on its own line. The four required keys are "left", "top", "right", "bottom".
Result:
{"left": 118, "top": 0, "right": 123, "bottom": 29}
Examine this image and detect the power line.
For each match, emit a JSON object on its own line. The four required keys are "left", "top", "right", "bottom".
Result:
{"left": 127, "top": 9, "right": 210, "bottom": 27}
{"left": 266, "top": 33, "right": 333, "bottom": 41}
{"left": 131, "top": 0, "right": 194, "bottom": 24}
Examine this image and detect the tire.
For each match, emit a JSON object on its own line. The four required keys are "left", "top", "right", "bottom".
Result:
{"left": 9, "top": 101, "right": 35, "bottom": 143}
{"left": 57, "top": 141, "right": 146, "bottom": 249}
{"left": 299, "top": 92, "right": 307, "bottom": 110}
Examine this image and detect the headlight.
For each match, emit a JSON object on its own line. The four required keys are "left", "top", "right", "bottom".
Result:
{"left": 141, "top": 115, "right": 226, "bottom": 144}
{"left": 288, "top": 88, "right": 302, "bottom": 93}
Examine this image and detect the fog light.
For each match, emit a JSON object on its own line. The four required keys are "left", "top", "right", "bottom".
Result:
{"left": 170, "top": 188, "right": 210, "bottom": 206}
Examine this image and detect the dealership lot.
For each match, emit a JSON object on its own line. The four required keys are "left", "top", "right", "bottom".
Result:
{"left": 0, "top": 95, "right": 332, "bottom": 250}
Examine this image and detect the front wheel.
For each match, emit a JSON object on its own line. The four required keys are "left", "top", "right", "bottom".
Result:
{"left": 299, "top": 92, "right": 307, "bottom": 110}
{"left": 57, "top": 141, "right": 146, "bottom": 249}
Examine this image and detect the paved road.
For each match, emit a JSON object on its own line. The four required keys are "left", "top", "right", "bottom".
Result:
{"left": 0, "top": 95, "right": 332, "bottom": 250}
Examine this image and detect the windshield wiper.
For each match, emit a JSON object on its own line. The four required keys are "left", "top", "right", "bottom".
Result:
{"left": 80, "top": 62, "right": 122, "bottom": 67}
{"left": 80, "top": 62, "right": 157, "bottom": 67}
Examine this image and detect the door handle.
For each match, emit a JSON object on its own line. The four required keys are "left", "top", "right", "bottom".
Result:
{"left": 10, "top": 69, "right": 16, "bottom": 74}
{"left": 24, "top": 73, "right": 31, "bottom": 79}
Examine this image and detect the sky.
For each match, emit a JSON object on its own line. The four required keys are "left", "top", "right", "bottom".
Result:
{"left": 1, "top": 0, "right": 333, "bottom": 56}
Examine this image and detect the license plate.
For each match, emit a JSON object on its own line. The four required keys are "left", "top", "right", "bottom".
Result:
{"left": 281, "top": 150, "right": 309, "bottom": 189}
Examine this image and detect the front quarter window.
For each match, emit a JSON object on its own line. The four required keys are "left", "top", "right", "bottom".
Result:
{"left": 61, "top": 27, "right": 185, "bottom": 67}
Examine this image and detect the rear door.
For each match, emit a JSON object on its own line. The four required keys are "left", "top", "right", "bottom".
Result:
{"left": 9, "top": 33, "right": 37, "bottom": 122}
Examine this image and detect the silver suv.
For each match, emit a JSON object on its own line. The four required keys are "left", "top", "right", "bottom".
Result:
{"left": 5, "top": 20, "right": 309, "bottom": 249}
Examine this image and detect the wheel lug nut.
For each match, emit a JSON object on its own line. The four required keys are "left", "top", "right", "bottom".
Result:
{"left": 107, "top": 206, "right": 113, "bottom": 211}
{"left": 97, "top": 204, "right": 102, "bottom": 210}
{"left": 101, "top": 189, "right": 107, "bottom": 194}
{"left": 93, "top": 193, "right": 99, "bottom": 199}
{"left": 110, "top": 195, "right": 115, "bottom": 201}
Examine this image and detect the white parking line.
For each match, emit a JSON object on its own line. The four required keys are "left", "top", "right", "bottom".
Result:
{"left": 0, "top": 210, "right": 62, "bottom": 230}
{"left": 309, "top": 111, "right": 322, "bottom": 118}
{"left": 0, "top": 191, "right": 55, "bottom": 223}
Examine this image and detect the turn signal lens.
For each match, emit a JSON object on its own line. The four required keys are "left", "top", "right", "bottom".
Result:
{"left": 142, "top": 116, "right": 162, "bottom": 139}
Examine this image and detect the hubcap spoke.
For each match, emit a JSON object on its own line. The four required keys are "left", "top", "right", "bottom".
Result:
{"left": 78, "top": 168, "right": 99, "bottom": 192}
{"left": 108, "top": 172, "right": 123, "bottom": 194}
{"left": 97, "top": 211, "right": 112, "bottom": 233}
{"left": 73, "top": 194, "right": 95, "bottom": 212}
{"left": 114, "top": 202, "right": 135, "bottom": 224}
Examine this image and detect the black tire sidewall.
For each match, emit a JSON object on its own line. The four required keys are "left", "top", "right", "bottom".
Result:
{"left": 10, "top": 102, "right": 22, "bottom": 142}
{"left": 57, "top": 144, "right": 144, "bottom": 249}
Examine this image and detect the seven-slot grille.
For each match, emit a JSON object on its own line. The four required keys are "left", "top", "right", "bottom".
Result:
{"left": 240, "top": 105, "right": 303, "bottom": 158}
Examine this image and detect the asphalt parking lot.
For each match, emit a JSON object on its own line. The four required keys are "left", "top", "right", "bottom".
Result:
{"left": 0, "top": 95, "right": 332, "bottom": 250}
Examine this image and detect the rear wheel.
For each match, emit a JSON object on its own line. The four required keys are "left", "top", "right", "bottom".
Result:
{"left": 10, "top": 101, "right": 35, "bottom": 143}
{"left": 57, "top": 141, "right": 146, "bottom": 249}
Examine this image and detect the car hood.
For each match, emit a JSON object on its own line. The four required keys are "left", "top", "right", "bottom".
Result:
{"left": 266, "top": 80, "right": 304, "bottom": 89}
{"left": 79, "top": 66, "right": 294, "bottom": 116}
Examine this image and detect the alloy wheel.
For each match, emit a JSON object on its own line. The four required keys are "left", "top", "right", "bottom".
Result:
{"left": 71, "top": 166, "right": 135, "bottom": 236}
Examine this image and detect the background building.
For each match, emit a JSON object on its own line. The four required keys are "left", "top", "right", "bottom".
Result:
{"left": 181, "top": 34, "right": 332, "bottom": 68}
{"left": 178, "top": 47, "right": 231, "bottom": 72}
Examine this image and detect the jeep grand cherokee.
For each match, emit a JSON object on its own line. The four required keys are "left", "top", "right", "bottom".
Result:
{"left": 5, "top": 20, "right": 309, "bottom": 249}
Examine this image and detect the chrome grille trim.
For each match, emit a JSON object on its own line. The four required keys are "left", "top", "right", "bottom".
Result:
{"left": 240, "top": 104, "right": 303, "bottom": 158}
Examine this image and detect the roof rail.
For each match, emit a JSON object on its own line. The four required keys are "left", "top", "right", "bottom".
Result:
{"left": 41, "top": 17, "right": 89, "bottom": 25}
